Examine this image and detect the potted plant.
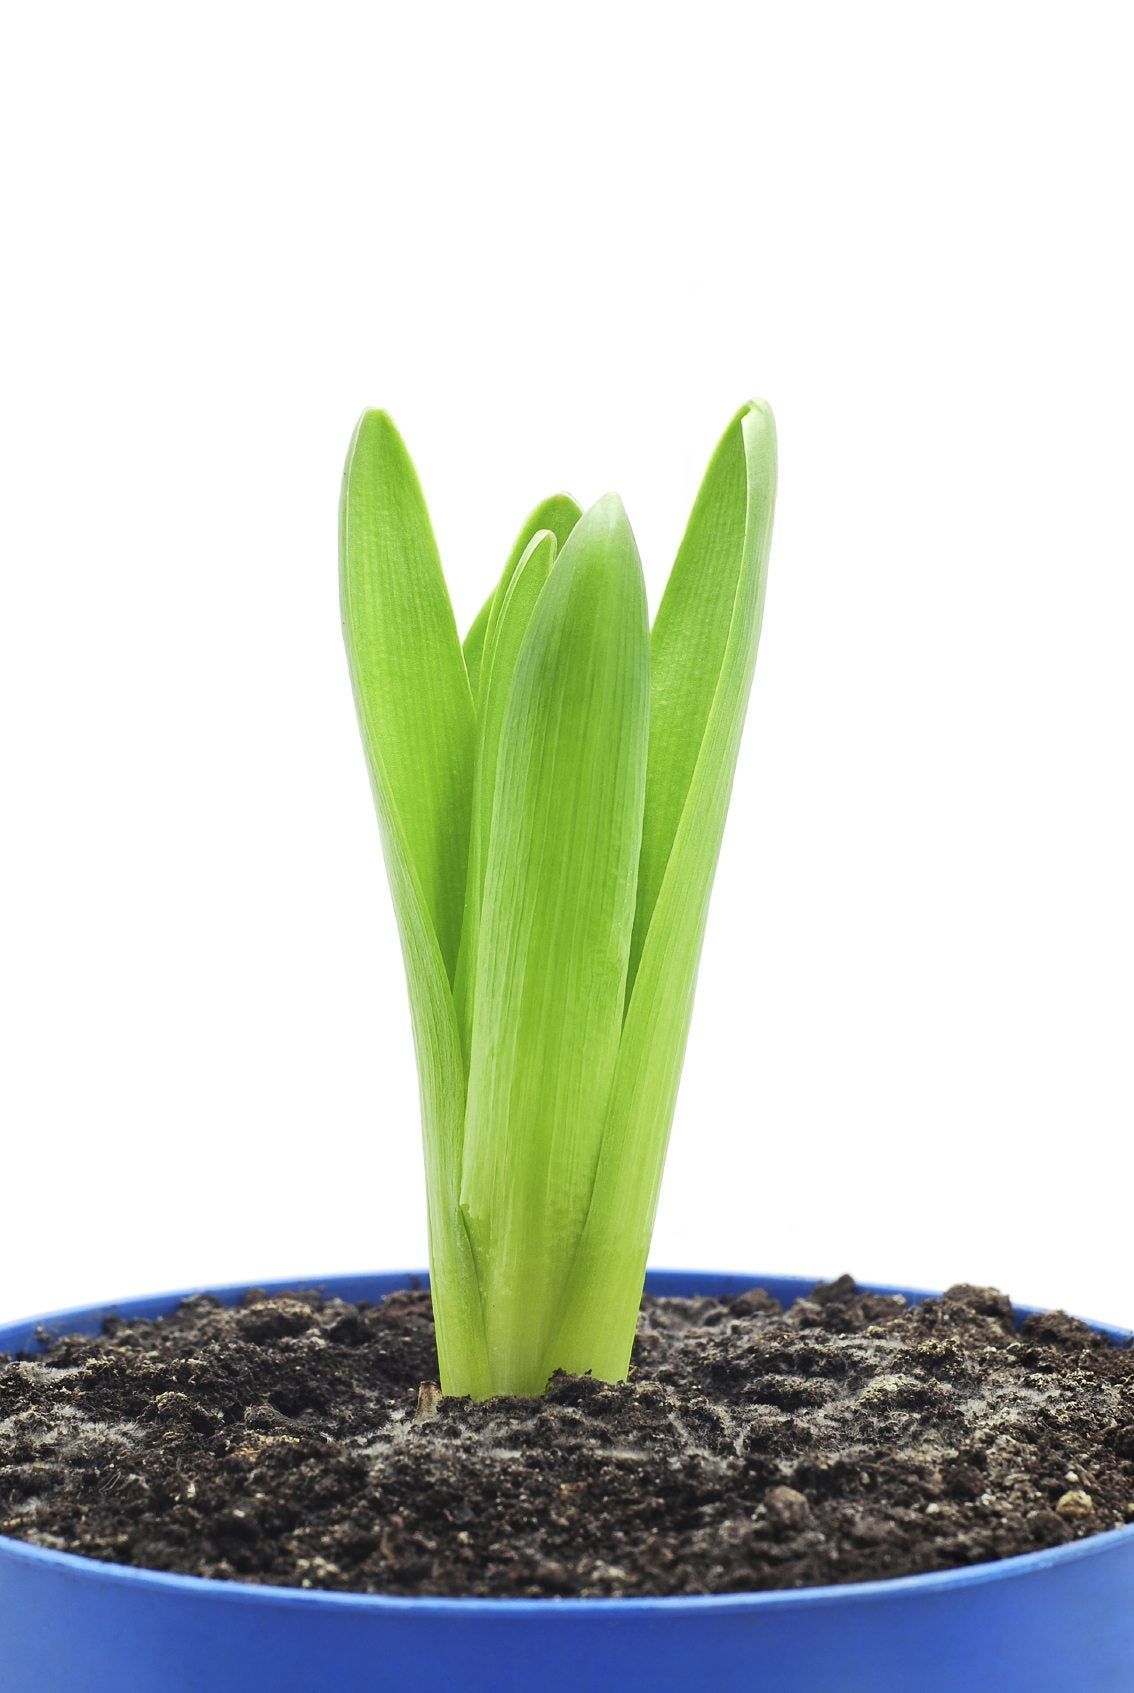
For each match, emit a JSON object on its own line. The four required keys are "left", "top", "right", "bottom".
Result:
{"left": 1, "top": 404, "right": 1131, "bottom": 1693}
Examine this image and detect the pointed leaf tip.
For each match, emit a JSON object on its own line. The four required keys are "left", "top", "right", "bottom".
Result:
{"left": 346, "top": 407, "right": 396, "bottom": 455}
{"left": 580, "top": 491, "right": 628, "bottom": 530}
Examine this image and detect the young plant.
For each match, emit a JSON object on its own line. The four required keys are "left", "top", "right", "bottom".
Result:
{"left": 340, "top": 402, "right": 776, "bottom": 1398}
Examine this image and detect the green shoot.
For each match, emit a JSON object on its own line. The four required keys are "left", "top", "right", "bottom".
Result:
{"left": 341, "top": 403, "right": 776, "bottom": 1396}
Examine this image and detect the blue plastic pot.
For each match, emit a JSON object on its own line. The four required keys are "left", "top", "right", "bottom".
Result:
{"left": 1, "top": 1270, "right": 1131, "bottom": 1692}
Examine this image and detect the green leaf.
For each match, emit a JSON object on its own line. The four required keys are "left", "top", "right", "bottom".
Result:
{"left": 340, "top": 410, "right": 474, "bottom": 985}
{"left": 629, "top": 403, "right": 767, "bottom": 992}
{"left": 454, "top": 528, "right": 558, "bottom": 1060}
{"left": 340, "top": 410, "right": 489, "bottom": 1394}
{"left": 463, "top": 494, "right": 581, "bottom": 703}
{"left": 458, "top": 495, "right": 650, "bottom": 1394}
{"left": 545, "top": 401, "right": 777, "bottom": 1383}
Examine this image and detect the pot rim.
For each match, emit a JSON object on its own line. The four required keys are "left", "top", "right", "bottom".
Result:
{"left": 3, "top": 1268, "right": 1131, "bottom": 1614}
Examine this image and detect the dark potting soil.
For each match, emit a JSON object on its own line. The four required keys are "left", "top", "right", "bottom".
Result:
{"left": 1, "top": 1278, "right": 1132, "bottom": 1598}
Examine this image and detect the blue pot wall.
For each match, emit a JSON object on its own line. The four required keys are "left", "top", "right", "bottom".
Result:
{"left": 1, "top": 1271, "right": 1131, "bottom": 1693}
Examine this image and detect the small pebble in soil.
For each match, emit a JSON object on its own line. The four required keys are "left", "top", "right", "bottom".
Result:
{"left": 1055, "top": 1489, "right": 1095, "bottom": 1520}
{"left": 0, "top": 1279, "right": 1131, "bottom": 1598}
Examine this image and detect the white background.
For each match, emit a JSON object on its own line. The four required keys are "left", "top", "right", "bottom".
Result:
{"left": 2, "top": 5, "right": 1131, "bottom": 1331}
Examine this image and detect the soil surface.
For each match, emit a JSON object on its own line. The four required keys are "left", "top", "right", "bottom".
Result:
{"left": 1, "top": 1278, "right": 1132, "bottom": 1597}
